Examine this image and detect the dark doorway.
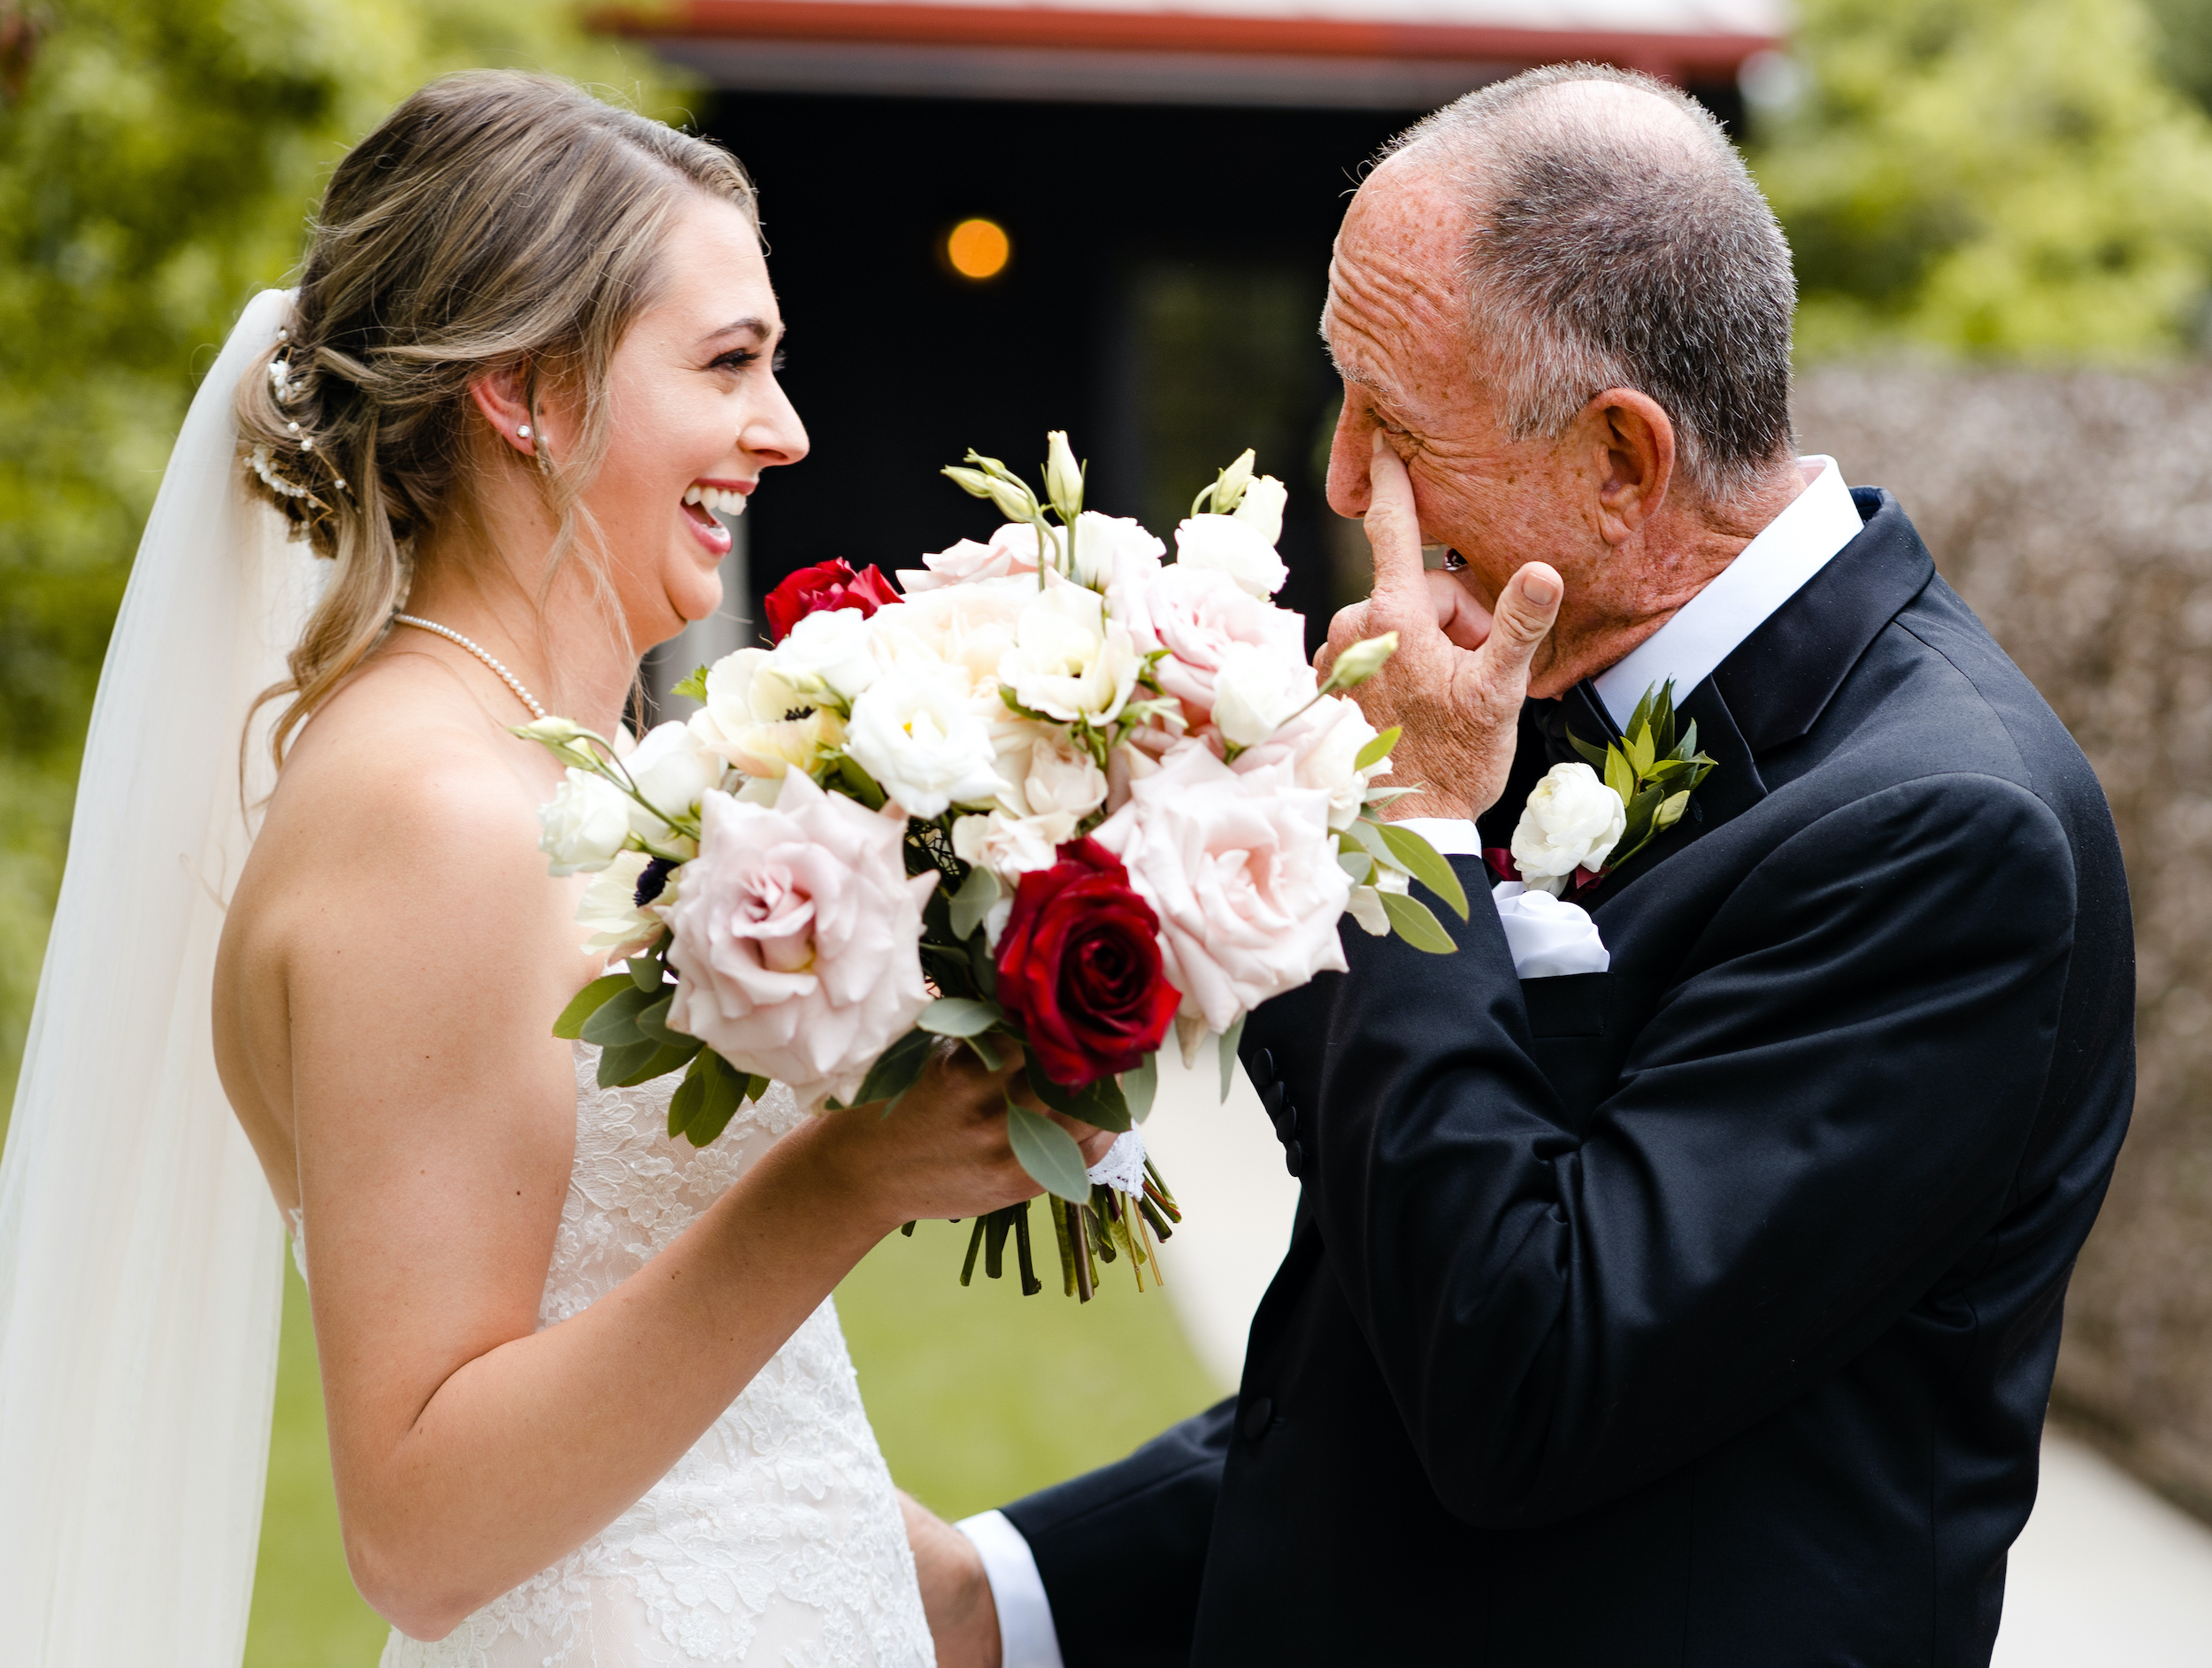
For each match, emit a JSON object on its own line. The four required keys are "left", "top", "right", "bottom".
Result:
{"left": 700, "top": 93, "right": 1412, "bottom": 653}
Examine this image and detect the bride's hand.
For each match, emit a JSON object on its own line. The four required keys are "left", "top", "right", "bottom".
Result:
{"left": 794, "top": 1038, "right": 1116, "bottom": 1232}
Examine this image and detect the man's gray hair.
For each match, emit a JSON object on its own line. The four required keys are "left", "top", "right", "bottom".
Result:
{"left": 1385, "top": 63, "right": 1796, "bottom": 504}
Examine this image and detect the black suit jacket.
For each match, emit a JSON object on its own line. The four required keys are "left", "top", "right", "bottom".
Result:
{"left": 1002, "top": 493, "right": 2135, "bottom": 1667}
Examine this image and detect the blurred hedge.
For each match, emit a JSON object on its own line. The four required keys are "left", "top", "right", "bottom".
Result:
{"left": 0, "top": 1, "right": 680, "bottom": 1135}
{"left": 1798, "top": 365, "right": 2212, "bottom": 1519}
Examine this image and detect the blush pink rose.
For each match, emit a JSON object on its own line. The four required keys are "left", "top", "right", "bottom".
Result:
{"left": 1090, "top": 740, "right": 1350, "bottom": 1034}
{"left": 664, "top": 770, "right": 937, "bottom": 1109}
{"left": 1135, "top": 565, "right": 1308, "bottom": 731}
{"left": 895, "top": 522, "right": 1042, "bottom": 594}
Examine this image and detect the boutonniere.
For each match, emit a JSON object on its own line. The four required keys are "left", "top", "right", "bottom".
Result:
{"left": 1485, "top": 680, "right": 1717, "bottom": 896}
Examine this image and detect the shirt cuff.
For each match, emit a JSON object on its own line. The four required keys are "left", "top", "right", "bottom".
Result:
{"left": 1390, "top": 815, "right": 1484, "bottom": 858}
{"left": 956, "top": 1510, "right": 1064, "bottom": 1668}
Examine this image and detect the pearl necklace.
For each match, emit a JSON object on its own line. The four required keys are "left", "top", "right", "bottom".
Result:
{"left": 389, "top": 613, "right": 549, "bottom": 719}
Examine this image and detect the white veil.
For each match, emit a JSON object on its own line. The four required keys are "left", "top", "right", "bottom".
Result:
{"left": 0, "top": 289, "right": 319, "bottom": 1665}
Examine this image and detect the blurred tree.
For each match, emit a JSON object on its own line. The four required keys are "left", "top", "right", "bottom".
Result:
{"left": 0, "top": 1, "right": 679, "bottom": 1130}
{"left": 1750, "top": 0, "right": 2212, "bottom": 357}
{"left": 2143, "top": 0, "right": 2212, "bottom": 116}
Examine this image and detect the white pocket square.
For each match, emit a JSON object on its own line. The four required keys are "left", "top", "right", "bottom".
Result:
{"left": 1493, "top": 881, "right": 1610, "bottom": 978}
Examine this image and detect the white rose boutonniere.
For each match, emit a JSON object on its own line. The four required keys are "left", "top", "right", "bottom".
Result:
{"left": 1507, "top": 679, "right": 1716, "bottom": 896}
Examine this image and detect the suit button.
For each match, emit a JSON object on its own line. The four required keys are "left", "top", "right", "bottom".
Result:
{"left": 1259, "top": 1080, "right": 1286, "bottom": 1116}
{"left": 1284, "top": 1139, "right": 1304, "bottom": 1177}
{"left": 1240, "top": 1395, "right": 1273, "bottom": 1441}
{"left": 1253, "top": 1048, "right": 1276, "bottom": 1088}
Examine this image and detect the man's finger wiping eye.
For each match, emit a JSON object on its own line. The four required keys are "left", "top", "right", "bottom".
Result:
{"left": 1363, "top": 429, "right": 1428, "bottom": 600}
{"left": 1482, "top": 562, "right": 1563, "bottom": 670}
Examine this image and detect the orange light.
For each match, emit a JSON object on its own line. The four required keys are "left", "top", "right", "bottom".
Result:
{"left": 946, "top": 218, "right": 1011, "bottom": 281}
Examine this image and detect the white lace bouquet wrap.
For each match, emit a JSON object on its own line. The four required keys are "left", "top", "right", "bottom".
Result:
{"left": 524, "top": 435, "right": 1469, "bottom": 1299}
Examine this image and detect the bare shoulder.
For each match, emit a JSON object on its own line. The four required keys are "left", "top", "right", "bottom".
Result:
{"left": 213, "top": 655, "right": 589, "bottom": 1193}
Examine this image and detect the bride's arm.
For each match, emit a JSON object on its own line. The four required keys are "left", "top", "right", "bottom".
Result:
{"left": 280, "top": 749, "right": 1048, "bottom": 1641}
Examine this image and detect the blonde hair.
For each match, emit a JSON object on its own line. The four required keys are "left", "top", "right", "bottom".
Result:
{"left": 235, "top": 70, "right": 758, "bottom": 765}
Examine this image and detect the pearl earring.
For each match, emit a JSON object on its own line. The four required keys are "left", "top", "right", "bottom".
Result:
{"left": 518, "top": 424, "right": 533, "bottom": 439}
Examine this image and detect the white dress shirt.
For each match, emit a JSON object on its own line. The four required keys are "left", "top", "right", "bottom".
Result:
{"left": 958, "top": 460, "right": 1866, "bottom": 1663}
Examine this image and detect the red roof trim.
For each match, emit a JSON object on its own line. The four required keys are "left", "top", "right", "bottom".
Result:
{"left": 600, "top": 2, "right": 1778, "bottom": 78}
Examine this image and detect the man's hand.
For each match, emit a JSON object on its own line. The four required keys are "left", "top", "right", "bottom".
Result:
{"left": 900, "top": 1490, "right": 1002, "bottom": 1668}
{"left": 1317, "top": 432, "right": 1562, "bottom": 822}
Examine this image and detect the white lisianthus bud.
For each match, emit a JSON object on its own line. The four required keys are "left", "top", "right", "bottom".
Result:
{"left": 512, "top": 713, "right": 601, "bottom": 767}
{"left": 623, "top": 720, "right": 721, "bottom": 838}
{"left": 1232, "top": 474, "right": 1287, "bottom": 547}
{"left": 538, "top": 767, "right": 634, "bottom": 876}
{"left": 1210, "top": 639, "right": 1317, "bottom": 749}
{"left": 945, "top": 463, "right": 1042, "bottom": 527}
{"left": 1173, "top": 513, "right": 1289, "bottom": 598}
{"left": 1212, "top": 448, "right": 1256, "bottom": 513}
{"left": 1509, "top": 762, "right": 1627, "bottom": 894}
{"left": 1323, "top": 631, "right": 1398, "bottom": 691}
{"left": 846, "top": 666, "right": 1007, "bottom": 819}
{"left": 1044, "top": 430, "right": 1084, "bottom": 521}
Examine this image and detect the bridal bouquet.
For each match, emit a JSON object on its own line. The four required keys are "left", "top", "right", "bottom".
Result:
{"left": 521, "top": 434, "right": 1467, "bottom": 1299}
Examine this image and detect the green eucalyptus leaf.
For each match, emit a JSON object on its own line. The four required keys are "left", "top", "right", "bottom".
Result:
{"left": 666, "top": 1053, "right": 709, "bottom": 1139}
{"left": 854, "top": 1026, "right": 934, "bottom": 1111}
{"left": 1025, "top": 1060, "right": 1132, "bottom": 1134}
{"left": 835, "top": 755, "right": 887, "bottom": 811}
{"left": 627, "top": 953, "right": 664, "bottom": 994}
{"left": 581, "top": 983, "right": 656, "bottom": 1047}
{"left": 1337, "top": 847, "right": 1375, "bottom": 883}
{"left": 1005, "top": 1102, "right": 1092, "bottom": 1203}
{"left": 1626, "top": 683, "right": 1656, "bottom": 742}
{"left": 596, "top": 1035, "right": 661, "bottom": 1086}
{"left": 1380, "top": 890, "right": 1457, "bottom": 953}
{"left": 682, "top": 1051, "right": 748, "bottom": 1145}
{"left": 744, "top": 1073, "right": 772, "bottom": 1103}
{"left": 1603, "top": 747, "right": 1637, "bottom": 805}
{"left": 1354, "top": 726, "right": 1402, "bottom": 772}
{"left": 1344, "top": 818, "right": 1393, "bottom": 866}
{"left": 1677, "top": 718, "right": 1700, "bottom": 760}
{"left": 1375, "top": 822, "right": 1471, "bottom": 920}
{"left": 1121, "top": 1054, "right": 1158, "bottom": 1125}
{"left": 635, "top": 991, "right": 685, "bottom": 1046}
{"left": 1625, "top": 726, "right": 1655, "bottom": 778}
{"left": 553, "top": 973, "right": 631, "bottom": 1041}
{"left": 918, "top": 995, "right": 1005, "bottom": 1037}
{"left": 949, "top": 865, "right": 1002, "bottom": 942}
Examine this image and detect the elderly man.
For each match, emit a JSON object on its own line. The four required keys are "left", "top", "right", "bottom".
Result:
{"left": 914, "top": 63, "right": 2135, "bottom": 1668}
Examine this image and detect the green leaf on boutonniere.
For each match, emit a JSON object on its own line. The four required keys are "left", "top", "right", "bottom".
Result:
{"left": 1570, "top": 678, "right": 1717, "bottom": 879}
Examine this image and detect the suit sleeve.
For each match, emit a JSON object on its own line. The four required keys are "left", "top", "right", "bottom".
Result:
{"left": 1246, "top": 772, "right": 2078, "bottom": 1527}
{"left": 998, "top": 1400, "right": 1233, "bottom": 1668}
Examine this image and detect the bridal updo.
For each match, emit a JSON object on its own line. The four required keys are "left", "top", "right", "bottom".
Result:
{"left": 235, "top": 70, "right": 758, "bottom": 763}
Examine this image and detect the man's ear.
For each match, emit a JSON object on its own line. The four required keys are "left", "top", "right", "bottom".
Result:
{"left": 1583, "top": 389, "right": 1674, "bottom": 546}
{"left": 467, "top": 363, "right": 539, "bottom": 457}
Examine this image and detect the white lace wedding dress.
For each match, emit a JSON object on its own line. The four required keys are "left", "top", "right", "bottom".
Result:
{"left": 299, "top": 1042, "right": 937, "bottom": 1668}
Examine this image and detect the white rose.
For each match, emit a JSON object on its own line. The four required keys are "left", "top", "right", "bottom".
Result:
{"left": 1090, "top": 742, "right": 1351, "bottom": 1034}
{"left": 623, "top": 719, "right": 720, "bottom": 840}
{"left": 1232, "top": 474, "right": 1288, "bottom": 546}
{"left": 998, "top": 580, "right": 1140, "bottom": 726}
{"left": 1232, "top": 693, "right": 1383, "bottom": 831}
{"left": 951, "top": 807, "right": 1075, "bottom": 883}
{"left": 771, "top": 606, "right": 881, "bottom": 702}
{"left": 689, "top": 647, "right": 847, "bottom": 780}
{"left": 1509, "top": 762, "right": 1627, "bottom": 894}
{"left": 1174, "top": 511, "right": 1288, "bottom": 599}
{"left": 895, "top": 521, "right": 1042, "bottom": 593}
{"left": 1019, "top": 728, "right": 1109, "bottom": 820}
{"left": 538, "top": 767, "right": 634, "bottom": 876}
{"left": 846, "top": 665, "right": 1006, "bottom": 819}
{"left": 1210, "top": 639, "right": 1317, "bottom": 749}
{"left": 866, "top": 579, "right": 1030, "bottom": 698}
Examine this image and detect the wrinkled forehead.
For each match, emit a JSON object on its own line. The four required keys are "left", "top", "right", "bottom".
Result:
{"left": 1323, "top": 157, "right": 1471, "bottom": 394}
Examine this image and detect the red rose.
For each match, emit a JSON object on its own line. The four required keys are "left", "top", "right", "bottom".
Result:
{"left": 995, "top": 838, "right": 1181, "bottom": 1089}
{"left": 763, "top": 559, "right": 900, "bottom": 643}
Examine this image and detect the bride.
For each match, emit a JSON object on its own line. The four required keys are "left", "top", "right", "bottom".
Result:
{"left": 0, "top": 69, "right": 1097, "bottom": 1668}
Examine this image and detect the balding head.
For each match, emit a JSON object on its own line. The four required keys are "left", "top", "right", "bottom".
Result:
{"left": 1374, "top": 64, "right": 1797, "bottom": 505}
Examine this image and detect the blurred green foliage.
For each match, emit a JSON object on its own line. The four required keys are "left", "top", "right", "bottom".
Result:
{"left": 244, "top": 1219, "right": 1222, "bottom": 1662}
{"left": 0, "top": 0, "right": 678, "bottom": 1134}
{"left": 1755, "top": 0, "right": 2212, "bottom": 357}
